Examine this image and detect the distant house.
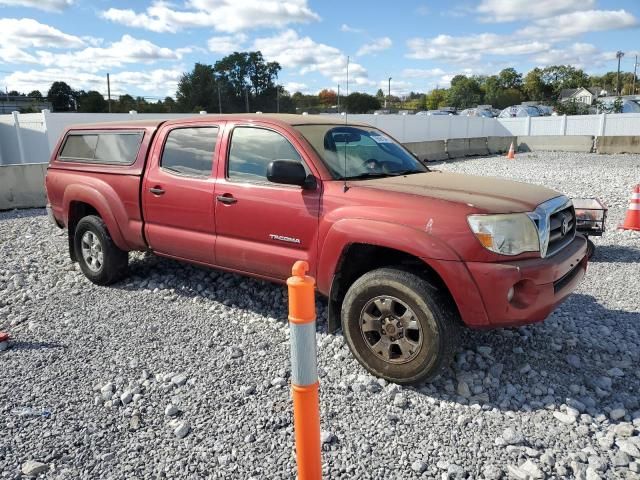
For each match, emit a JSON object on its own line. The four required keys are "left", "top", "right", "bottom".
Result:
{"left": 559, "top": 87, "right": 607, "bottom": 105}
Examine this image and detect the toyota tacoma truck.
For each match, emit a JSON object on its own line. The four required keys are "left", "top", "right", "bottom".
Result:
{"left": 45, "top": 114, "right": 587, "bottom": 384}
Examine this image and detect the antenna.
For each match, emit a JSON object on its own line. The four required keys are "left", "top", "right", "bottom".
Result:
{"left": 343, "top": 56, "right": 349, "bottom": 192}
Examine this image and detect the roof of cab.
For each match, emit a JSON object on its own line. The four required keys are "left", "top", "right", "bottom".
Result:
{"left": 66, "top": 113, "right": 369, "bottom": 130}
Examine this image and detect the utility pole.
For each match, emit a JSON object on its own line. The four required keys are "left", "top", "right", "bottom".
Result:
{"left": 633, "top": 55, "right": 638, "bottom": 96}
{"left": 217, "top": 83, "right": 222, "bottom": 113}
{"left": 386, "top": 77, "right": 392, "bottom": 109}
{"left": 616, "top": 51, "right": 624, "bottom": 96}
{"left": 245, "top": 88, "right": 250, "bottom": 113}
{"left": 276, "top": 85, "right": 280, "bottom": 113}
{"left": 107, "top": 73, "right": 111, "bottom": 113}
{"left": 337, "top": 84, "right": 340, "bottom": 113}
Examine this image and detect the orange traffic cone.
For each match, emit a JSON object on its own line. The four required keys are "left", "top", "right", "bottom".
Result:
{"left": 506, "top": 142, "right": 515, "bottom": 159}
{"left": 619, "top": 185, "right": 640, "bottom": 231}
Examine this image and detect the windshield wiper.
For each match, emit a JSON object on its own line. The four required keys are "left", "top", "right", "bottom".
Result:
{"left": 343, "top": 172, "right": 394, "bottom": 180}
{"left": 387, "top": 169, "right": 425, "bottom": 176}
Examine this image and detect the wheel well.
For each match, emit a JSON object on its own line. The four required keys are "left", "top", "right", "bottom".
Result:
{"left": 327, "top": 243, "right": 457, "bottom": 332}
{"left": 67, "top": 201, "right": 100, "bottom": 262}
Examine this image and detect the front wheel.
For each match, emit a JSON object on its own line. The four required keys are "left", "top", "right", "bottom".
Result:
{"left": 74, "top": 215, "right": 128, "bottom": 285}
{"left": 341, "top": 268, "right": 460, "bottom": 384}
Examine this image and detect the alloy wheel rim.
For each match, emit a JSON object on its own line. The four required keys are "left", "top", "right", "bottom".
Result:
{"left": 81, "top": 231, "right": 104, "bottom": 273}
{"left": 359, "top": 295, "right": 423, "bottom": 364}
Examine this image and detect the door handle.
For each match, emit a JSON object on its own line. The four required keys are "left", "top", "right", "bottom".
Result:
{"left": 149, "top": 187, "right": 165, "bottom": 195}
{"left": 216, "top": 194, "right": 237, "bottom": 205}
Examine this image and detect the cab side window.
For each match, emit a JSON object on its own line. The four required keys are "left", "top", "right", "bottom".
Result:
{"left": 161, "top": 127, "right": 218, "bottom": 178}
{"left": 228, "top": 127, "right": 305, "bottom": 183}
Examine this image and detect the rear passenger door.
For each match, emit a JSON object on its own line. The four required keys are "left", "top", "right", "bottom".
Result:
{"left": 142, "top": 124, "right": 222, "bottom": 265}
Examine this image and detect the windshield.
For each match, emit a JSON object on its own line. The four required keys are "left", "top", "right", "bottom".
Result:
{"left": 294, "top": 124, "right": 428, "bottom": 180}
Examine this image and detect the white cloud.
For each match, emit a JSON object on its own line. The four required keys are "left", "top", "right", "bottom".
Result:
{"left": 517, "top": 10, "right": 638, "bottom": 39}
{"left": 407, "top": 33, "right": 550, "bottom": 63}
{"left": 284, "top": 81, "right": 308, "bottom": 93}
{"left": 477, "top": 0, "right": 594, "bottom": 22}
{"left": 252, "top": 29, "right": 373, "bottom": 86}
{"left": 377, "top": 79, "right": 415, "bottom": 97}
{"left": 406, "top": 9, "right": 637, "bottom": 68}
{"left": 102, "top": 0, "right": 320, "bottom": 33}
{"left": 401, "top": 68, "right": 446, "bottom": 79}
{"left": 340, "top": 24, "right": 362, "bottom": 33}
{"left": 34, "top": 35, "right": 184, "bottom": 72}
{"left": 356, "top": 37, "right": 392, "bottom": 56}
{"left": 207, "top": 34, "right": 247, "bottom": 54}
{"left": 0, "top": 18, "right": 85, "bottom": 49}
{"left": 0, "top": 0, "right": 73, "bottom": 12}
{"left": 0, "top": 45, "right": 37, "bottom": 64}
{"left": 110, "top": 69, "right": 183, "bottom": 95}
{"left": 4, "top": 68, "right": 182, "bottom": 96}
{"left": 530, "top": 43, "right": 633, "bottom": 70}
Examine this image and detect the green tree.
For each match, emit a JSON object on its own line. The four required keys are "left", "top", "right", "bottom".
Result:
{"left": 344, "top": 92, "right": 381, "bottom": 113}
{"left": 176, "top": 62, "right": 217, "bottom": 112}
{"left": 47, "top": 81, "right": 75, "bottom": 111}
{"left": 523, "top": 68, "right": 548, "bottom": 101}
{"left": 375, "top": 88, "right": 385, "bottom": 100}
{"left": 77, "top": 90, "right": 107, "bottom": 112}
{"left": 115, "top": 94, "right": 137, "bottom": 112}
{"left": 498, "top": 68, "right": 522, "bottom": 90}
{"left": 27, "top": 90, "right": 43, "bottom": 99}
{"left": 213, "top": 51, "right": 281, "bottom": 112}
{"left": 163, "top": 96, "right": 177, "bottom": 112}
{"left": 542, "top": 65, "right": 589, "bottom": 96}
{"left": 447, "top": 75, "right": 483, "bottom": 109}
{"left": 425, "top": 88, "right": 447, "bottom": 110}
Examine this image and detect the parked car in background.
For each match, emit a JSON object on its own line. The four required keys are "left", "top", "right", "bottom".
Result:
{"left": 459, "top": 108, "right": 495, "bottom": 118}
{"left": 45, "top": 114, "right": 587, "bottom": 385}
{"left": 498, "top": 105, "right": 541, "bottom": 118}
{"left": 426, "top": 110, "right": 456, "bottom": 116}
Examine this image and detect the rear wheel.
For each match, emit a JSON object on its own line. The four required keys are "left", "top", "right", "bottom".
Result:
{"left": 74, "top": 215, "right": 128, "bottom": 285}
{"left": 341, "top": 268, "right": 460, "bottom": 385}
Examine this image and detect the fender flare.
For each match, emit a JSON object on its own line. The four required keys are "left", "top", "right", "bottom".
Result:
{"left": 62, "top": 182, "right": 130, "bottom": 251}
{"left": 317, "top": 218, "right": 462, "bottom": 294}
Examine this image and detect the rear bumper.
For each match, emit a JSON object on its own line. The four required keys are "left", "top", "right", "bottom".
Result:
{"left": 464, "top": 235, "right": 588, "bottom": 327}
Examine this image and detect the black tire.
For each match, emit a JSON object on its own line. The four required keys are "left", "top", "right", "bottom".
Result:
{"left": 74, "top": 215, "right": 128, "bottom": 285}
{"left": 341, "top": 268, "right": 460, "bottom": 385}
{"left": 586, "top": 238, "right": 596, "bottom": 259}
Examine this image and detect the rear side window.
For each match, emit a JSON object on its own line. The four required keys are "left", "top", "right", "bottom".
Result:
{"left": 59, "top": 132, "right": 143, "bottom": 165}
{"left": 161, "top": 127, "right": 218, "bottom": 178}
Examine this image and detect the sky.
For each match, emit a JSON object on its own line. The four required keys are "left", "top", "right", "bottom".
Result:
{"left": 0, "top": 0, "right": 639, "bottom": 100}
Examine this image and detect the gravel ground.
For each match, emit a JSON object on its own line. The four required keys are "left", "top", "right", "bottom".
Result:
{"left": 1, "top": 151, "right": 640, "bottom": 479}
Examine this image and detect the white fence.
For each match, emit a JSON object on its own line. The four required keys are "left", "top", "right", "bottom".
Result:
{"left": 1, "top": 110, "right": 640, "bottom": 166}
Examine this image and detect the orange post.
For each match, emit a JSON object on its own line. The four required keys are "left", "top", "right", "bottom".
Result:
{"left": 287, "top": 261, "right": 322, "bottom": 480}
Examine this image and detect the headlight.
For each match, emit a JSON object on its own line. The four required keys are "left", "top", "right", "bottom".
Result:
{"left": 467, "top": 213, "right": 540, "bottom": 256}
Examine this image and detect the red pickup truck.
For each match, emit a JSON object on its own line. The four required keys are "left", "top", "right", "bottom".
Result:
{"left": 45, "top": 114, "right": 587, "bottom": 384}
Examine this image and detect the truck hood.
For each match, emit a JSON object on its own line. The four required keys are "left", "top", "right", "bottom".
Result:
{"left": 354, "top": 171, "right": 561, "bottom": 213}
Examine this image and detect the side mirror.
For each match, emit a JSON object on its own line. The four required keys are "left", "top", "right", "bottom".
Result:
{"left": 267, "top": 160, "right": 315, "bottom": 189}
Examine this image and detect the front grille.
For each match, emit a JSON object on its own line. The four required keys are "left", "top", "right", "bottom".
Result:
{"left": 547, "top": 205, "right": 576, "bottom": 257}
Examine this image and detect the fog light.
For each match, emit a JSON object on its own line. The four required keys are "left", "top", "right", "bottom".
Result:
{"left": 507, "top": 286, "right": 515, "bottom": 302}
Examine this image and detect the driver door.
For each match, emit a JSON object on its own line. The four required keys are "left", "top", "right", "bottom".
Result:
{"left": 214, "top": 124, "right": 322, "bottom": 280}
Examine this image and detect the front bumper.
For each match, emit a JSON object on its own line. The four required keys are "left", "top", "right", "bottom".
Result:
{"left": 464, "top": 234, "right": 588, "bottom": 327}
